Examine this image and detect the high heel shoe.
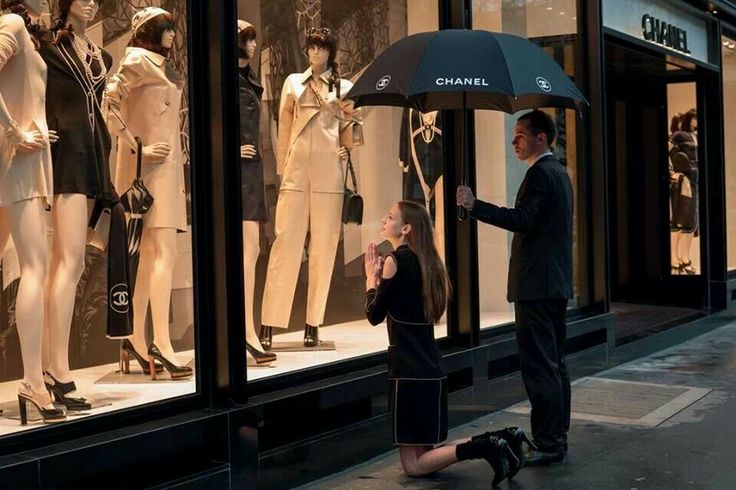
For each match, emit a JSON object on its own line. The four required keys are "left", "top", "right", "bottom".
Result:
{"left": 456, "top": 436, "right": 510, "bottom": 486}
{"left": 246, "top": 341, "right": 276, "bottom": 365}
{"left": 259, "top": 325, "right": 273, "bottom": 350}
{"left": 679, "top": 261, "right": 697, "bottom": 275}
{"left": 303, "top": 324, "right": 319, "bottom": 348}
{"left": 18, "top": 382, "right": 66, "bottom": 425}
{"left": 120, "top": 339, "right": 164, "bottom": 375}
{"left": 472, "top": 426, "right": 529, "bottom": 479}
{"left": 43, "top": 371, "right": 91, "bottom": 411}
{"left": 147, "top": 343, "right": 193, "bottom": 380}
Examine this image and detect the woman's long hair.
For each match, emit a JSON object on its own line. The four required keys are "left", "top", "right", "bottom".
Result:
{"left": 1, "top": 0, "right": 42, "bottom": 49}
{"left": 397, "top": 201, "right": 451, "bottom": 323}
{"left": 681, "top": 108, "right": 697, "bottom": 133}
{"left": 670, "top": 112, "right": 683, "bottom": 134}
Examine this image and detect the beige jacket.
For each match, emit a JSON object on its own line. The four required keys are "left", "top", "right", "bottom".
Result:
{"left": 0, "top": 13, "right": 52, "bottom": 207}
{"left": 105, "top": 47, "right": 186, "bottom": 231}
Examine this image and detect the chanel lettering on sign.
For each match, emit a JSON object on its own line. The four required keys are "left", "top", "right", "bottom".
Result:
{"left": 641, "top": 14, "right": 691, "bottom": 54}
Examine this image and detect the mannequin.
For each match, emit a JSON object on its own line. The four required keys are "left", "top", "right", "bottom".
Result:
{"left": 40, "top": 0, "right": 113, "bottom": 411}
{"left": 237, "top": 20, "right": 275, "bottom": 365}
{"left": 105, "top": 6, "right": 192, "bottom": 380}
{"left": 259, "top": 27, "right": 353, "bottom": 349}
{"left": 669, "top": 108, "right": 699, "bottom": 275}
{"left": 399, "top": 108, "right": 445, "bottom": 261}
{"left": 0, "top": 0, "right": 65, "bottom": 423}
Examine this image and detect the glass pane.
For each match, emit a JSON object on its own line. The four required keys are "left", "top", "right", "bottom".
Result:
{"left": 472, "top": 0, "right": 583, "bottom": 330}
{"left": 0, "top": 1, "right": 196, "bottom": 435}
{"left": 666, "top": 83, "right": 700, "bottom": 275}
{"left": 237, "top": 0, "right": 444, "bottom": 379}
{"left": 723, "top": 35, "right": 736, "bottom": 271}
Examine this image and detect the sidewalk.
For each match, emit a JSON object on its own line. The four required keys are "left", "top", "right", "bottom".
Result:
{"left": 301, "top": 313, "right": 736, "bottom": 490}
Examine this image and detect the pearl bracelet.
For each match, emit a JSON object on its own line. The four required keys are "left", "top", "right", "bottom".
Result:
{"left": 5, "top": 120, "right": 25, "bottom": 146}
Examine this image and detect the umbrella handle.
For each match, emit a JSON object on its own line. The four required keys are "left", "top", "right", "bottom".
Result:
{"left": 134, "top": 136, "right": 143, "bottom": 179}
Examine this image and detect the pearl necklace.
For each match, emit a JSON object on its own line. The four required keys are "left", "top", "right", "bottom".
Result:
{"left": 71, "top": 33, "right": 107, "bottom": 86}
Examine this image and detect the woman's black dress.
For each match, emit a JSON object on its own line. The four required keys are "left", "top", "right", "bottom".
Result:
{"left": 239, "top": 64, "right": 268, "bottom": 221}
{"left": 41, "top": 36, "right": 114, "bottom": 204}
{"left": 365, "top": 245, "right": 447, "bottom": 446}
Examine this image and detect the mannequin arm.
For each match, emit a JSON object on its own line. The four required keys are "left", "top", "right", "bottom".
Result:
{"left": 0, "top": 16, "right": 21, "bottom": 129}
{"left": 275, "top": 77, "right": 294, "bottom": 176}
{"left": 104, "top": 53, "right": 146, "bottom": 150}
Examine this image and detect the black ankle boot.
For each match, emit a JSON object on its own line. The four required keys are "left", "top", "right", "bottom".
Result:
{"left": 456, "top": 436, "right": 510, "bottom": 486}
{"left": 303, "top": 324, "right": 319, "bottom": 347}
{"left": 472, "top": 426, "right": 529, "bottom": 478}
{"left": 259, "top": 325, "right": 273, "bottom": 350}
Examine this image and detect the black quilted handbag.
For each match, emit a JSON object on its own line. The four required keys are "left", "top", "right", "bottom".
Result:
{"left": 342, "top": 153, "right": 363, "bottom": 225}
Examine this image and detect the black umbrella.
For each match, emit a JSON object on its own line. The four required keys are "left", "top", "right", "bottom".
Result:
{"left": 345, "top": 29, "right": 588, "bottom": 218}
{"left": 120, "top": 136, "right": 154, "bottom": 294}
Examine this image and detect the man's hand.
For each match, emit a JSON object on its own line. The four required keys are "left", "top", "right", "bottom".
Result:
{"left": 241, "top": 144, "right": 256, "bottom": 159}
{"left": 456, "top": 185, "right": 476, "bottom": 210}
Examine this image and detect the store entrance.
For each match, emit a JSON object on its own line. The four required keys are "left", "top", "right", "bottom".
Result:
{"left": 605, "top": 39, "right": 706, "bottom": 320}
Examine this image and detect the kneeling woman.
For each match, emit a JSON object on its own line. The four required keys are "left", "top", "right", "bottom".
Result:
{"left": 364, "top": 201, "right": 525, "bottom": 485}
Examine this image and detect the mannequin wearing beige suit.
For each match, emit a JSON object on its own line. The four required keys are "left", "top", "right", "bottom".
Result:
{"left": 105, "top": 7, "right": 191, "bottom": 379}
{"left": 260, "top": 28, "right": 353, "bottom": 348}
{"left": 0, "top": 0, "right": 65, "bottom": 424}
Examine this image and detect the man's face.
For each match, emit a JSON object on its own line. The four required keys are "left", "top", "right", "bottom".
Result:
{"left": 512, "top": 120, "right": 545, "bottom": 161}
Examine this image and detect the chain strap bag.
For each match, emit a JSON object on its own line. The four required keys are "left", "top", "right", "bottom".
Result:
{"left": 342, "top": 151, "right": 363, "bottom": 225}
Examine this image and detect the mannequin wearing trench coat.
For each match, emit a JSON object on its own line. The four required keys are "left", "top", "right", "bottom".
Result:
{"left": 261, "top": 67, "right": 353, "bottom": 329}
{"left": 105, "top": 46, "right": 186, "bottom": 231}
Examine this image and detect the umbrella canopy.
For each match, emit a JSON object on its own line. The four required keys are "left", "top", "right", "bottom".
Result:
{"left": 346, "top": 29, "right": 587, "bottom": 113}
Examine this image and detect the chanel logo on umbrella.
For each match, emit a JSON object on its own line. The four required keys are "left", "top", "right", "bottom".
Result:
{"left": 110, "top": 283, "right": 130, "bottom": 314}
{"left": 536, "top": 77, "right": 552, "bottom": 92}
{"left": 376, "top": 75, "right": 391, "bottom": 90}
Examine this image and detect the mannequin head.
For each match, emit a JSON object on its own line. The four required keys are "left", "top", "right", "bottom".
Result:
{"left": 1, "top": 0, "right": 45, "bottom": 47}
{"left": 681, "top": 108, "right": 697, "bottom": 133}
{"left": 53, "top": 0, "right": 100, "bottom": 43}
{"left": 670, "top": 112, "right": 683, "bottom": 134}
{"left": 513, "top": 110, "right": 556, "bottom": 163}
{"left": 238, "top": 21, "right": 256, "bottom": 61}
{"left": 305, "top": 27, "right": 336, "bottom": 71}
{"left": 129, "top": 9, "right": 175, "bottom": 57}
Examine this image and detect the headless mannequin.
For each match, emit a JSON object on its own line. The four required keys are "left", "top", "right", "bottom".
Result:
{"left": 43, "top": 0, "right": 99, "bottom": 386}
{"left": 0, "top": 0, "right": 60, "bottom": 405}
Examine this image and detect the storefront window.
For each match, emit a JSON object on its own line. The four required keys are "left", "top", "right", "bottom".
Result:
{"left": 723, "top": 34, "right": 736, "bottom": 271}
{"left": 237, "top": 0, "right": 443, "bottom": 379}
{"left": 0, "top": 1, "right": 195, "bottom": 434}
{"left": 472, "top": 0, "right": 583, "bottom": 329}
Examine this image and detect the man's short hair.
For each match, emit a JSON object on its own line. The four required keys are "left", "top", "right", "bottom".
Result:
{"left": 517, "top": 110, "right": 557, "bottom": 146}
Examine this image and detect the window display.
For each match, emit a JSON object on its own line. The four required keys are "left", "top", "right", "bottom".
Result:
{"left": 238, "top": 0, "right": 444, "bottom": 379}
{"left": 0, "top": 0, "right": 195, "bottom": 435}
{"left": 472, "top": 0, "right": 583, "bottom": 329}
{"left": 722, "top": 35, "right": 736, "bottom": 271}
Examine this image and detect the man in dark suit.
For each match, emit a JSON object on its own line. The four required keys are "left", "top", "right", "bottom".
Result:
{"left": 457, "top": 110, "right": 573, "bottom": 466}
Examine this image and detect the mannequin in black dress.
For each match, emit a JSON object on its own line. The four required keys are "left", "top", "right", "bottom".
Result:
{"left": 669, "top": 108, "right": 698, "bottom": 275}
{"left": 364, "top": 201, "right": 523, "bottom": 485}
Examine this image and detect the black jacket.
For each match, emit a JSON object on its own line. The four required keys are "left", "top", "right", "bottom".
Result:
{"left": 471, "top": 154, "right": 573, "bottom": 302}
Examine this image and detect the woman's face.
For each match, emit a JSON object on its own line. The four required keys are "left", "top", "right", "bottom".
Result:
{"left": 308, "top": 44, "right": 329, "bottom": 67}
{"left": 69, "top": 0, "right": 98, "bottom": 23}
{"left": 161, "top": 28, "right": 175, "bottom": 49}
{"left": 22, "top": 0, "right": 47, "bottom": 16}
{"left": 380, "top": 203, "right": 406, "bottom": 240}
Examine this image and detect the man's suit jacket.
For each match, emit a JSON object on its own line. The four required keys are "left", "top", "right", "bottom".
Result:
{"left": 470, "top": 154, "right": 573, "bottom": 302}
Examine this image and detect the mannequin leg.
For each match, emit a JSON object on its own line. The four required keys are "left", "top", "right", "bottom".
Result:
{"left": 44, "top": 194, "right": 90, "bottom": 382}
{"left": 0, "top": 206, "right": 10, "bottom": 257}
{"left": 242, "top": 221, "right": 266, "bottom": 352}
{"left": 671, "top": 231, "right": 681, "bottom": 270}
{"left": 128, "top": 230, "right": 156, "bottom": 357}
{"left": 146, "top": 227, "right": 179, "bottom": 361}
{"left": 679, "top": 232, "right": 695, "bottom": 269}
{"left": 261, "top": 189, "right": 309, "bottom": 328}
{"left": 433, "top": 177, "right": 445, "bottom": 263}
{"left": 305, "top": 191, "right": 342, "bottom": 327}
{"left": 8, "top": 198, "right": 48, "bottom": 393}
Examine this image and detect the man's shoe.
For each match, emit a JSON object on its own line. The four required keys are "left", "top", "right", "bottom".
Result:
{"left": 524, "top": 447, "right": 566, "bottom": 467}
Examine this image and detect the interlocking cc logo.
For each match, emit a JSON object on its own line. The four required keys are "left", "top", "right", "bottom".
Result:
{"left": 536, "top": 77, "right": 552, "bottom": 93}
{"left": 110, "top": 283, "right": 130, "bottom": 314}
{"left": 376, "top": 75, "right": 391, "bottom": 91}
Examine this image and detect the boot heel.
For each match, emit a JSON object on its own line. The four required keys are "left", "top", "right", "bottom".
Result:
{"left": 148, "top": 357, "right": 157, "bottom": 380}
{"left": 18, "top": 395, "right": 27, "bottom": 426}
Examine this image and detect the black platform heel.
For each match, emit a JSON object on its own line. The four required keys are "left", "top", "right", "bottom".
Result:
{"left": 259, "top": 326, "right": 273, "bottom": 350}
{"left": 120, "top": 339, "right": 164, "bottom": 375}
{"left": 18, "top": 382, "right": 66, "bottom": 425}
{"left": 303, "top": 324, "right": 319, "bottom": 347}
{"left": 246, "top": 341, "right": 276, "bottom": 365}
{"left": 456, "top": 436, "right": 510, "bottom": 486}
{"left": 43, "top": 371, "right": 91, "bottom": 411}
{"left": 147, "top": 343, "right": 193, "bottom": 380}
{"left": 473, "top": 427, "right": 528, "bottom": 479}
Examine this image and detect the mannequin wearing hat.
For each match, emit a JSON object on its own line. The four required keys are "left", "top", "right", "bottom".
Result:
{"left": 259, "top": 27, "right": 355, "bottom": 349}
{"left": 105, "top": 6, "right": 192, "bottom": 380}
{"left": 0, "top": 0, "right": 65, "bottom": 423}
{"left": 237, "top": 20, "right": 275, "bottom": 365}
{"left": 40, "top": 0, "right": 113, "bottom": 412}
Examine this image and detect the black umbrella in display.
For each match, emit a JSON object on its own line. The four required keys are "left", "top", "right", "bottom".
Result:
{"left": 345, "top": 29, "right": 588, "bottom": 218}
{"left": 120, "top": 136, "right": 154, "bottom": 294}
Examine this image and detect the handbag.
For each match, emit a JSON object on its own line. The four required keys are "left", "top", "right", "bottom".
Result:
{"left": 342, "top": 152, "right": 363, "bottom": 225}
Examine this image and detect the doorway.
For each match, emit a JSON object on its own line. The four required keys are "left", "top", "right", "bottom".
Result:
{"left": 604, "top": 39, "right": 707, "bottom": 339}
